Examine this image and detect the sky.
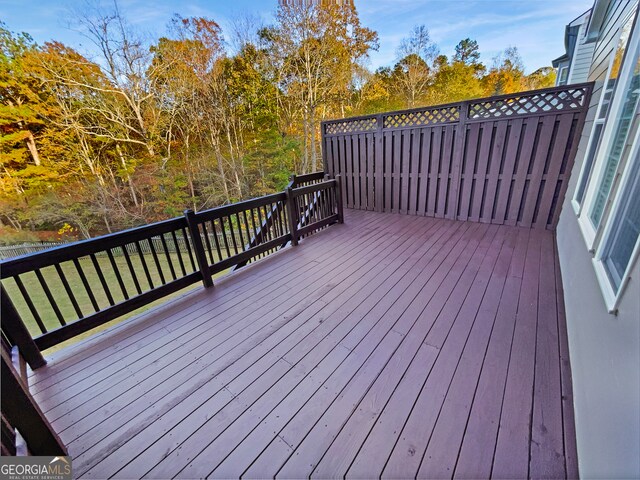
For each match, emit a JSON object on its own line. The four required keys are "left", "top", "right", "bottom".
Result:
{"left": 0, "top": 0, "right": 594, "bottom": 73}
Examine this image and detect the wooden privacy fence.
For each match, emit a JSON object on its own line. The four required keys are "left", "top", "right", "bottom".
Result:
{"left": 322, "top": 83, "right": 593, "bottom": 229}
{"left": 0, "top": 173, "right": 343, "bottom": 366}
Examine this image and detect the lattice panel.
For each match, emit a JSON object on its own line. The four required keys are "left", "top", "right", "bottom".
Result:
{"left": 468, "top": 87, "right": 588, "bottom": 119}
{"left": 324, "top": 117, "right": 378, "bottom": 135}
{"left": 383, "top": 106, "right": 460, "bottom": 128}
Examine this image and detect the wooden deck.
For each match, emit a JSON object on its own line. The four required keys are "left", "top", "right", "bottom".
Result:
{"left": 28, "top": 209, "right": 577, "bottom": 479}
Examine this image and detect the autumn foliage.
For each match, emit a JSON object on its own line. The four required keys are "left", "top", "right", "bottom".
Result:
{"left": 0, "top": 3, "right": 555, "bottom": 238}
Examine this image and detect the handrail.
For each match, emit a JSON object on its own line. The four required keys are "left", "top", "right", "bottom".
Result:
{"left": 0, "top": 173, "right": 341, "bottom": 366}
{"left": 234, "top": 171, "right": 328, "bottom": 268}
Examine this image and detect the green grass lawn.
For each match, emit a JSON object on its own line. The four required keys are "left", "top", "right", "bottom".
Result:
{"left": 2, "top": 250, "right": 229, "bottom": 354}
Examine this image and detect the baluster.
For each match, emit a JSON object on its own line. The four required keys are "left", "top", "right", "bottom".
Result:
{"left": 147, "top": 238, "right": 166, "bottom": 285}
{"left": 73, "top": 258, "right": 100, "bottom": 312}
{"left": 13, "top": 276, "right": 47, "bottom": 333}
{"left": 256, "top": 206, "right": 266, "bottom": 242}
{"left": 227, "top": 216, "right": 239, "bottom": 256}
{"left": 160, "top": 235, "right": 177, "bottom": 281}
{"left": 235, "top": 213, "right": 246, "bottom": 252}
{"left": 34, "top": 269, "right": 66, "bottom": 326}
{"left": 134, "top": 241, "right": 154, "bottom": 290}
{"left": 121, "top": 245, "right": 143, "bottom": 295}
{"left": 106, "top": 249, "right": 129, "bottom": 300}
{"left": 54, "top": 264, "right": 84, "bottom": 319}
{"left": 200, "top": 221, "right": 215, "bottom": 265}
{"left": 241, "top": 211, "right": 252, "bottom": 249}
{"left": 90, "top": 253, "right": 115, "bottom": 306}
{"left": 218, "top": 217, "right": 232, "bottom": 259}
{"left": 181, "top": 227, "right": 197, "bottom": 271}
{"left": 171, "top": 231, "right": 187, "bottom": 276}
{"left": 210, "top": 219, "right": 223, "bottom": 263}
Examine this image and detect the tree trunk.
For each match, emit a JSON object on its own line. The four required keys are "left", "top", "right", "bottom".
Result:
{"left": 25, "top": 132, "right": 41, "bottom": 166}
{"left": 310, "top": 105, "right": 317, "bottom": 172}
{"left": 116, "top": 144, "right": 139, "bottom": 208}
{"left": 302, "top": 111, "right": 309, "bottom": 174}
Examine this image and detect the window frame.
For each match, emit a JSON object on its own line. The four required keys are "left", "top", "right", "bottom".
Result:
{"left": 558, "top": 66, "right": 569, "bottom": 85}
{"left": 577, "top": 10, "right": 640, "bottom": 252}
{"left": 592, "top": 124, "right": 640, "bottom": 313}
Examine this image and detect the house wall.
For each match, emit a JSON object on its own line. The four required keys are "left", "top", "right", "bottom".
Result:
{"left": 556, "top": 0, "right": 640, "bottom": 477}
{"left": 568, "top": 15, "right": 596, "bottom": 84}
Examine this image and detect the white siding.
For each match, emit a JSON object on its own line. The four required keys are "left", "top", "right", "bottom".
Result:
{"left": 569, "top": 12, "right": 596, "bottom": 84}
{"left": 556, "top": 0, "right": 640, "bottom": 477}
{"left": 568, "top": 43, "right": 595, "bottom": 83}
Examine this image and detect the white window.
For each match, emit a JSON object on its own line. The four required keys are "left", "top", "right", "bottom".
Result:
{"left": 574, "top": 11, "right": 636, "bottom": 213}
{"left": 593, "top": 123, "right": 640, "bottom": 311}
{"left": 559, "top": 66, "right": 569, "bottom": 85}
{"left": 576, "top": 10, "right": 640, "bottom": 311}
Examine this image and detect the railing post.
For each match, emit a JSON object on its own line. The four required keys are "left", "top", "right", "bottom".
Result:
{"left": 335, "top": 174, "right": 345, "bottom": 224}
{"left": 1, "top": 348, "right": 67, "bottom": 455}
{"left": 285, "top": 186, "right": 299, "bottom": 246}
{"left": 0, "top": 286, "right": 46, "bottom": 370}
{"left": 184, "top": 210, "right": 213, "bottom": 288}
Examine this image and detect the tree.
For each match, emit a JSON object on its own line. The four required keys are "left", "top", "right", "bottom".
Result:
{"left": 525, "top": 66, "right": 557, "bottom": 90}
{"left": 265, "top": 0, "right": 378, "bottom": 172}
{"left": 0, "top": 4, "right": 563, "bottom": 240}
{"left": 453, "top": 38, "right": 481, "bottom": 66}
{"left": 482, "top": 46, "right": 526, "bottom": 95}
{"left": 0, "top": 24, "right": 47, "bottom": 167}
{"left": 429, "top": 56, "right": 485, "bottom": 104}
{"left": 393, "top": 25, "right": 439, "bottom": 108}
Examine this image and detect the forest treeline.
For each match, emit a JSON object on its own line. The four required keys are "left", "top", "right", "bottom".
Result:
{"left": 0, "top": 1, "right": 556, "bottom": 241}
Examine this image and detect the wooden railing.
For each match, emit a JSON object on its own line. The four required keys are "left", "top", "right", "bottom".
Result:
{"left": 0, "top": 174, "right": 341, "bottom": 368}
{"left": 1, "top": 342, "right": 66, "bottom": 455}
{"left": 322, "top": 83, "right": 593, "bottom": 230}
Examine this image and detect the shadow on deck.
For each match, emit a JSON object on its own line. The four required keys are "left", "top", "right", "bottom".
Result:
{"left": 29, "top": 209, "right": 577, "bottom": 479}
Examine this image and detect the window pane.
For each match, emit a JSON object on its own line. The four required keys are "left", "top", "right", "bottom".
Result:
{"left": 589, "top": 51, "right": 640, "bottom": 227}
{"left": 559, "top": 67, "right": 569, "bottom": 84}
{"left": 603, "top": 155, "right": 640, "bottom": 291}
{"left": 576, "top": 122, "right": 604, "bottom": 204}
{"left": 610, "top": 15, "right": 635, "bottom": 82}
{"left": 598, "top": 78, "right": 616, "bottom": 120}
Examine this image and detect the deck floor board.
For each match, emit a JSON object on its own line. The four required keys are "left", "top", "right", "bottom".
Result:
{"left": 32, "top": 210, "right": 577, "bottom": 479}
